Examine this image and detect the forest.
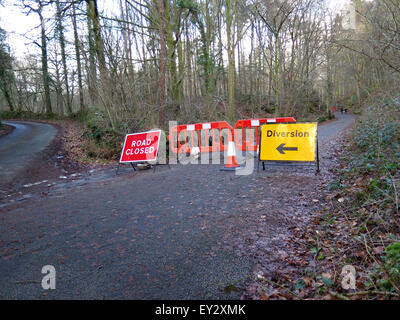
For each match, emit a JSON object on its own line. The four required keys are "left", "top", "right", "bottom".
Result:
{"left": 1, "top": 0, "right": 400, "bottom": 300}
{"left": 0, "top": 0, "right": 398, "bottom": 132}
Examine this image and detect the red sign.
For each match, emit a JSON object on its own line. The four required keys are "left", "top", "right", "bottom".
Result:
{"left": 119, "top": 130, "right": 161, "bottom": 163}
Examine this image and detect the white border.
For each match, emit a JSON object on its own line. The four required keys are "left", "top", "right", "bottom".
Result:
{"left": 119, "top": 130, "right": 162, "bottom": 163}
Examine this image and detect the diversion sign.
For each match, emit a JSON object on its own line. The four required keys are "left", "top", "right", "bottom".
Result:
{"left": 259, "top": 123, "right": 317, "bottom": 162}
{"left": 119, "top": 130, "right": 161, "bottom": 163}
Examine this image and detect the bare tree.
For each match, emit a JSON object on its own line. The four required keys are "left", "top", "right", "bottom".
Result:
{"left": 20, "top": 0, "right": 53, "bottom": 114}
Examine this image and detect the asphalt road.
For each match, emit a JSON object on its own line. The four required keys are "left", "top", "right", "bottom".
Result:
{"left": 317, "top": 111, "right": 356, "bottom": 142}
{"left": 0, "top": 113, "right": 355, "bottom": 299}
{"left": 0, "top": 121, "right": 57, "bottom": 188}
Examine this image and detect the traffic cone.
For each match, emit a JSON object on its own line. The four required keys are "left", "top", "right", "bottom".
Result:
{"left": 221, "top": 141, "right": 240, "bottom": 171}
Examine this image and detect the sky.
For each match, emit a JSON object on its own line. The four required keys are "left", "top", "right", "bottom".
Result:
{"left": 0, "top": 0, "right": 351, "bottom": 59}
{"left": 0, "top": 0, "right": 116, "bottom": 58}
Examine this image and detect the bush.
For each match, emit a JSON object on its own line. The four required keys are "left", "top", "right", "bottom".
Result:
{"left": 383, "top": 243, "right": 400, "bottom": 289}
{"left": 346, "top": 97, "right": 400, "bottom": 294}
{"left": 1, "top": 110, "right": 60, "bottom": 120}
{"left": 82, "top": 108, "right": 123, "bottom": 160}
{"left": 1, "top": 110, "right": 39, "bottom": 119}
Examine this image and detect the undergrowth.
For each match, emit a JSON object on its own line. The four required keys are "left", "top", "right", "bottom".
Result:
{"left": 253, "top": 94, "right": 399, "bottom": 300}
{"left": 315, "top": 95, "right": 400, "bottom": 299}
{"left": 81, "top": 108, "right": 123, "bottom": 160}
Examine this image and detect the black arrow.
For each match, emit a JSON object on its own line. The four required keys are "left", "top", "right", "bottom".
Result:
{"left": 277, "top": 143, "right": 298, "bottom": 154}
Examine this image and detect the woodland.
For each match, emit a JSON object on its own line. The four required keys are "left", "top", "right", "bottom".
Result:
{"left": 1, "top": 0, "right": 398, "bottom": 132}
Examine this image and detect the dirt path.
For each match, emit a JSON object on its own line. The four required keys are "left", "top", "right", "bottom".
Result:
{"left": 0, "top": 113, "right": 355, "bottom": 299}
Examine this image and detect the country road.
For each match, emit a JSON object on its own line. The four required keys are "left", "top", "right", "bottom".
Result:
{"left": 0, "top": 113, "right": 355, "bottom": 299}
{"left": 0, "top": 121, "right": 57, "bottom": 188}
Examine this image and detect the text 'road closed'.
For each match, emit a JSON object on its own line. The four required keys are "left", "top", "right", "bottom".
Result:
{"left": 120, "top": 130, "right": 161, "bottom": 163}
{"left": 260, "top": 123, "right": 317, "bottom": 162}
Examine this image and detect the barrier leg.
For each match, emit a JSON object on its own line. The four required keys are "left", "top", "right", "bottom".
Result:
{"left": 315, "top": 137, "right": 320, "bottom": 175}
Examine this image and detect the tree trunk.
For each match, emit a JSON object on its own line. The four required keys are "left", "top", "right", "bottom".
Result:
{"left": 39, "top": 9, "right": 52, "bottom": 114}
{"left": 3, "top": 87, "right": 14, "bottom": 111}
{"left": 72, "top": 1, "right": 85, "bottom": 113}
{"left": 87, "top": 0, "right": 117, "bottom": 129}
{"left": 273, "top": 34, "right": 279, "bottom": 114}
{"left": 158, "top": 0, "right": 167, "bottom": 127}
{"left": 86, "top": 0, "right": 98, "bottom": 105}
{"left": 56, "top": 0, "right": 72, "bottom": 115}
{"left": 226, "top": 0, "right": 237, "bottom": 122}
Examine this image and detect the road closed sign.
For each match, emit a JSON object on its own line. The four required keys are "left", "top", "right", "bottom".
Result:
{"left": 259, "top": 123, "right": 317, "bottom": 162}
{"left": 119, "top": 130, "right": 161, "bottom": 163}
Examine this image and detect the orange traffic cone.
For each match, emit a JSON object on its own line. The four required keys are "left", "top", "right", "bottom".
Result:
{"left": 221, "top": 141, "right": 240, "bottom": 171}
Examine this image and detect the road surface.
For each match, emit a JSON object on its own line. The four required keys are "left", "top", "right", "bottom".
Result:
{"left": 0, "top": 121, "right": 57, "bottom": 188}
{"left": 0, "top": 113, "right": 355, "bottom": 299}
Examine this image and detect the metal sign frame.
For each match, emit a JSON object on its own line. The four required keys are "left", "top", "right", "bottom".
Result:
{"left": 257, "top": 122, "right": 320, "bottom": 174}
{"left": 116, "top": 130, "right": 170, "bottom": 174}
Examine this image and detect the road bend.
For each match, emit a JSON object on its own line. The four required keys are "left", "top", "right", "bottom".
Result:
{"left": 0, "top": 121, "right": 57, "bottom": 188}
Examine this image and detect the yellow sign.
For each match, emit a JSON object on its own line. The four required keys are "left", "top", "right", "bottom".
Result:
{"left": 259, "top": 123, "right": 317, "bottom": 162}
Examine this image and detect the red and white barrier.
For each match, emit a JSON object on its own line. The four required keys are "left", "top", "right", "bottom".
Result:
{"left": 169, "top": 121, "right": 234, "bottom": 155}
{"left": 234, "top": 117, "right": 296, "bottom": 152}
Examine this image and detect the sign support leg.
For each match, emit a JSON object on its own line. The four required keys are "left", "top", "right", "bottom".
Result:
{"left": 116, "top": 162, "right": 136, "bottom": 175}
{"left": 258, "top": 127, "right": 267, "bottom": 172}
{"left": 152, "top": 161, "right": 171, "bottom": 173}
{"left": 176, "top": 132, "right": 179, "bottom": 164}
{"left": 116, "top": 163, "right": 121, "bottom": 175}
{"left": 316, "top": 137, "right": 320, "bottom": 175}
